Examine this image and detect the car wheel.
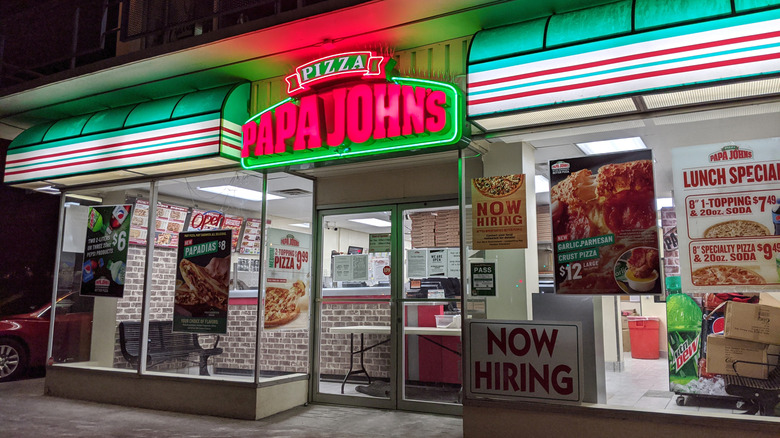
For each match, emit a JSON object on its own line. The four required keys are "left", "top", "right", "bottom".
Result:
{"left": 0, "top": 338, "right": 28, "bottom": 382}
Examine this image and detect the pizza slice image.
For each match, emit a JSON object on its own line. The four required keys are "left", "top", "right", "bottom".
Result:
{"left": 179, "top": 258, "right": 229, "bottom": 311}
{"left": 264, "top": 281, "right": 307, "bottom": 328}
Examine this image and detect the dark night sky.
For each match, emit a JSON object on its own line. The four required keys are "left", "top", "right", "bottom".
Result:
{"left": 0, "top": 139, "right": 60, "bottom": 309}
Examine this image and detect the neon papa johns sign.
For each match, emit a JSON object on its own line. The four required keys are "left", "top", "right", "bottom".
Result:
{"left": 241, "top": 51, "right": 464, "bottom": 169}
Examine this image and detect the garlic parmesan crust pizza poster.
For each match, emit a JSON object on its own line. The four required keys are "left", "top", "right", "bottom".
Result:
{"left": 471, "top": 174, "right": 528, "bottom": 250}
{"left": 174, "top": 230, "right": 231, "bottom": 334}
{"left": 550, "top": 150, "right": 660, "bottom": 295}
{"left": 672, "top": 141, "right": 780, "bottom": 292}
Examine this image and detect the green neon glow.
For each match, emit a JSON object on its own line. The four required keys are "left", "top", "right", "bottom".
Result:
{"left": 240, "top": 77, "right": 464, "bottom": 170}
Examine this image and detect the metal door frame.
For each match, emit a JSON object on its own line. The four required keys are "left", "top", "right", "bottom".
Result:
{"left": 310, "top": 200, "right": 462, "bottom": 415}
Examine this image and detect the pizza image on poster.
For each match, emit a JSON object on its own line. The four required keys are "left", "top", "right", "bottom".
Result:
{"left": 550, "top": 150, "right": 661, "bottom": 294}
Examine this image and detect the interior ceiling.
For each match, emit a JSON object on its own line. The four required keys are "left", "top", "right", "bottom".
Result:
{"left": 0, "top": 0, "right": 618, "bottom": 139}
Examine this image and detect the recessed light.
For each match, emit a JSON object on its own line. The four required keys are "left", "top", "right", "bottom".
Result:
{"left": 349, "top": 218, "right": 391, "bottom": 227}
{"left": 656, "top": 197, "right": 673, "bottom": 210}
{"left": 576, "top": 137, "right": 646, "bottom": 155}
{"left": 65, "top": 193, "right": 103, "bottom": 203}
{"left": 535, "top": 175, "right": 549, "bottom": 193}
{"left": 290, "top": 223, "right": 310, "bottom": 228}
{"left": 197, "top": 185, "right": 284, "bottom": 201}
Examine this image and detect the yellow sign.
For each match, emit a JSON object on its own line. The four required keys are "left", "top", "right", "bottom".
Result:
{"left": 471, "top": 174, "right": 527, "bottom": 250}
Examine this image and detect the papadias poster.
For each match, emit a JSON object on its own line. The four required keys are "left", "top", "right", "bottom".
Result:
{"left": 174, "top": 229, "right": 231, "bottom": 334}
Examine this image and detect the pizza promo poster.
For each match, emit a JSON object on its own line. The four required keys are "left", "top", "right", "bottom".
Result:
{"left": 173, "top": 229, "right": 232, "bottom": 334}
{"left": 264, "top": 228, "right": 310, "bottom": 330}
{"left": 672, "top": 140, "right": 780, "bottom": 292}
{"left": 471, "top": 174, "right": 528, "bottom": 250}
{"left": 81, "top": 204, "right": 134, "bottom": 298}
{"left": 550, "top": 150, "right": 660, "bottom": 295}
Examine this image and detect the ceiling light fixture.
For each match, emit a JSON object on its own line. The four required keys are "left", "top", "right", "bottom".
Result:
{"left": 290, "top": 223, "right": 310, "bottom": 228}
{"left": 65, "top": 193, "right": 104, "bottom": 203}
{"left": 197, "top": 185, "right": 284, "bottom": 201}
{"left": 349, "top": 218, "right": 392, "bottom": 227}
{"left": 576, "top": 136, "right": 646, "bottom": 155}
{"left": 656, "top": 197, "right": 674, "bottom": 210}
{"left": 535, "top": 175, "right": 549, "bottom": 193}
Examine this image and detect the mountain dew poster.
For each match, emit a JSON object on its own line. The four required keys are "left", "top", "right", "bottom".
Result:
{"left": 81, "top": 205, "right": 133, "bottom": 298}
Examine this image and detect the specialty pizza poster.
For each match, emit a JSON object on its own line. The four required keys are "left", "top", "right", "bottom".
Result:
{"left": 173, "top": 230, "right": 231, "bottom": 334}
{"left": 672, "top": 140, "right": 780, "bottom": 292}
{"left": 471, "top": 174, "right": 528, "bottom": 250}
{"left": 264, "top": 228, "right": 311, "bottom": 330}
{"left": 550, "top": 150, "right": 660, "bottom": 295}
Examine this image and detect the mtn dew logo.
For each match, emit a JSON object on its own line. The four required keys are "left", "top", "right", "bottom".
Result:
{"left": 551, "top": 161, "right": 571, "bottom": 175}
{"left": 709, "top": 144, "right": 754, "bottom": 162}
{"left": 672, "top": 337, "right": 699, "bottom": 372}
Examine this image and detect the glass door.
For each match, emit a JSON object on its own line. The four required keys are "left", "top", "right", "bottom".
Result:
{"left": 312, "top": 202, "right": 462, "bottom": 414}
{"left": 397, "top": 202, "right": 462, "bottom": 415}
{"left": 312, "top": 206, "right": 397, "bottom": 409}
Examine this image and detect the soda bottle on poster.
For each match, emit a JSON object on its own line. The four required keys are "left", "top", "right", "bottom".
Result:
{"left": 667, "top": 292, "right": 703, "bottom": 389}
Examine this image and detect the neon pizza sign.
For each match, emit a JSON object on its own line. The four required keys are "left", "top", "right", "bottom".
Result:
{"left": 241, "top": 51, "right": 464, "bottom": 170}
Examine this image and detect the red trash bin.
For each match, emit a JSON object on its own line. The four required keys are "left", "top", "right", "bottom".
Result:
{"left": 627, "top": 316, "right": 660, "bottom": 359}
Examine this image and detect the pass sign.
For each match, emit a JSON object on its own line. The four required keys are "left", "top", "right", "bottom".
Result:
{"left": 241, "top": 51, "right": 465, "bottom": 170}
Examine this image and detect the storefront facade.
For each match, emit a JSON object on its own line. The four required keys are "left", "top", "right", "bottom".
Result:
{"left": 1, "top": 0, "right": 780, "bottom": 436}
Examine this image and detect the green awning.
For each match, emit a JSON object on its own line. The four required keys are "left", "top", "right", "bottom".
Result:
{"left": 468, "top": 1, "right": 780, "bottom": 120}
{"left": 5, "top": 83, "right": 249, "bottom": 186}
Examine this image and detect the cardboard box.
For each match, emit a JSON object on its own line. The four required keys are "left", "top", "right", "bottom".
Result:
{"left": 724, "top": 301, "right": 780, "bottom": 345}
{"left": 622, "top": 328, "right": 631, "bottom": 352}
{"left": 706, "top": 334, "right": 779, "bottom": 379}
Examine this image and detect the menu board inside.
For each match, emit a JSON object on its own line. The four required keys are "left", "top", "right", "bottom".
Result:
{"left": 240, "top": 218, "right": 263, "bottom": 254}
{"left": 672, "top": 140, "right": 780, "bottom": 291}
{"left": 129, "top": 199, "right": 188, "bottom": 248}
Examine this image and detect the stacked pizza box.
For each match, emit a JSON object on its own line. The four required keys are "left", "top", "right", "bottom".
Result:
{"left": 434, "top": 210, "right": 460, "bottom": 248}
{"left": 705, "top": 300, "right": 780, "bottom": 379}
{"left": 409, "top": 212, "right": 435, "bottom": 248}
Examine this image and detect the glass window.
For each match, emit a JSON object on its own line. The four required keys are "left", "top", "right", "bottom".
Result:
{"left": 462, "top": 100, "right": 780, "bottom": 422}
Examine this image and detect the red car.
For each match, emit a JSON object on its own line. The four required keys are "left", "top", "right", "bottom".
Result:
{"left": 0, "top": 293, "right": 93, "bottom": 381}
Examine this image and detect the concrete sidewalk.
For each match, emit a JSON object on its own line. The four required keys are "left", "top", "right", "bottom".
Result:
{"left": 0, "top": 377, "right": 463, "bottom": 437}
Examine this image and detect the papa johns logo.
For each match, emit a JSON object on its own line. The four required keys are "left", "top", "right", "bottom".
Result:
{"left": 551, "top": 161, "right": 571, "bottom": 175}
{"left": 709, "top": 145, "right": 754, "bottom": 162}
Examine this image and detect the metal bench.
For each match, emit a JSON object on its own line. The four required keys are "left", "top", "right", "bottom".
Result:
{"left": 118, "top": 320, "right": 222, "bottom": 376}
{"left": 724, "top": 356, "right": 780, "bottom": 416}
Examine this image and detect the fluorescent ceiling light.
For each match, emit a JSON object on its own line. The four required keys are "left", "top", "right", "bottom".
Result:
{"left": 535, "top": 175, "right": 549, "bottom": 193}
{"left": 65, "top": 193, "right": 103, "bottom": 203}
{"left": 290, "top": 223, "right": 310, "bottom": 228}
{"left": 576, "top": 137, "right": 646, "bottom": 155}
{"left": 656, "top": 197, "right": 674, "bottom": 210}
{"left": 35, "top": 186, "right": 61, "bottom": 195}
{"left": 349, "top": 218, "right": 391, "bottom": 227}
{"left": 64, "top": 202, "right": 81, "bottom": 207}
{"left": 197, "top": 185, "right": 284, "bottom": 201}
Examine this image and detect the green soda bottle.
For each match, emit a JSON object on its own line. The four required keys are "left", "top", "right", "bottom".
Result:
{"left": 666, "top": 287, "right": 703, "bottom": 388}
{"left": 87, "top": 207, "right": 106, "bottom": 233}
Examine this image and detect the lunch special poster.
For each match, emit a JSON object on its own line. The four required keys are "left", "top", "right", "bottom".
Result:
{"left": 174, "top": 229, "right": 232, "bottom": 334}
{"left": 672, "top": 140, "right": 780, "bottom": 292}
{"left": 550, "top": 150, "right": 661, "bottom": 295}
{"left": 471, "top": 174, "right": 528, "bottom": 250}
